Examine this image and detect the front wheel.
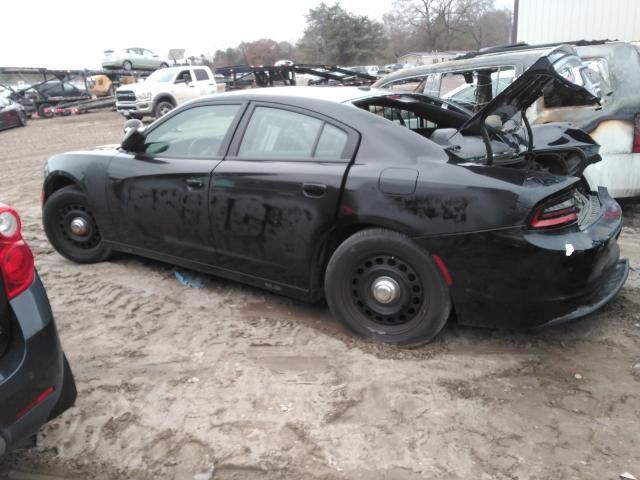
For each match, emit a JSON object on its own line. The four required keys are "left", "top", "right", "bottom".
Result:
{"left": 159, "top": 62, "right": 169, "bottom": 68}
{"left": 43, "top": 186, "right": 111, "bottom": 264}
{"left": 122, "top": 60, "right": 133, "bottom": 71}
{"left": 325, "top": 228, "right": 451, "bottom": 346}
{"left": 154, "top": 100, "right": 174, "bottom": 118}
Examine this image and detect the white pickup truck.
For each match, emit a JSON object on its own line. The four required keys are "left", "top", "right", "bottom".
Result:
{"left": 115, "top": 66, "right": 225, "bottom": 119}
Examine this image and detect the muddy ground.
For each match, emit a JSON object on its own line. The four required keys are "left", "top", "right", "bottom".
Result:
{"left": 0, "top": 112, "right": 639, "bottom": 480}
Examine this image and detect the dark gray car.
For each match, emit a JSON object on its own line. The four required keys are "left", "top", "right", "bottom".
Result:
{"left": 0, "top": 203, "right": 76, "bottom": 456}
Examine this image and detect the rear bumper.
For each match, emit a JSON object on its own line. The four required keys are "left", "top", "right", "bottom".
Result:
{"left": 538, "top": 257, "right": 629, "bottom": 328}
{"left": 102, "top": 58, "right": 124, "bottom": 68}
{"left": 0, "top": 274, "right": 76, "bottom": 456}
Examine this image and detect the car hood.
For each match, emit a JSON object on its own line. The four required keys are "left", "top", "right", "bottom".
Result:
{"left": 459, "top": 50, "right": 600, "bottom": 135}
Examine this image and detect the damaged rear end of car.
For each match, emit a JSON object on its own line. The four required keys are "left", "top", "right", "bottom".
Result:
{"left": 351, "top": 46, "right": 628, "bottom": 330}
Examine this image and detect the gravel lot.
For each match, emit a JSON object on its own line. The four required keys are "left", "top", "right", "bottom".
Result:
{"left": 1, "top": 111, "right": 639, "bottom": 480}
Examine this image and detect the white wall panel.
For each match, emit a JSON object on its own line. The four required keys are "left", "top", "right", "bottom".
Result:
{"left": 517, "top": 0, "right": 640, "bottom": 44}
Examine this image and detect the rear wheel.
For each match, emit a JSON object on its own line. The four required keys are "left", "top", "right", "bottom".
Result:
{"left": 38, "top": 103, "right": 54, "bottom": 119}
{"left": 325, "top": 228, "right": 451, "bottom": 346}
{"left": 43, "top": 186, "right": 111, "bottom": 263}
{"left": 160, "top": 62, "right": 169, "bottom": 68}
{"left": 122, "top": 60, "right": 133, "bottom": 71}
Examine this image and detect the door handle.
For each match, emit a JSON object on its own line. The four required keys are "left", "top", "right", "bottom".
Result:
{"left": 302, "top": 183, "right": 327, "bottom": 198}
{"left": 185, "top": 178, "right": 204, "bottom": 189}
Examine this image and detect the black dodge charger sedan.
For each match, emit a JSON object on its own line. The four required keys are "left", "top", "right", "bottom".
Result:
{"left": 1, "top": 203, "right": 76, "bottom": 455}
{"left": 42, "top": 46, "right": 628, "bottom": 345}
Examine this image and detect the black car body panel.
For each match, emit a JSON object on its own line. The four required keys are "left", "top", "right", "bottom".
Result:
{"left": 0, "top": 272, "right": 76, "bottom": 456}
{"left": 43, "top": 63, "right": 628, "bottom": 331}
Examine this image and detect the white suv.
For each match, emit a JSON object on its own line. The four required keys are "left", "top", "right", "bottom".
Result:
{"left": 115, "top": 66, "right": 225, "bottom": 119}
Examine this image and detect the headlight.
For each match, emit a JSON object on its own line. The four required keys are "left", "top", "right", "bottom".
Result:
{"left": 137, "top": 92, "right": 152, "bottom": 101}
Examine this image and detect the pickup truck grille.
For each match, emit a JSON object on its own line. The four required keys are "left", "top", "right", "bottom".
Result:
{"left": 116, "top": 90, "right": 136, "bottom": 102}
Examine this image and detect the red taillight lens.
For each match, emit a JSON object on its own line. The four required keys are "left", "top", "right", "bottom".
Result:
{"left": 634, "top": 114, "right": 640, "bottom": 154}
{"left": 530, "top": 192, "right": 579, "bottom": 230}
{"left": 0, "top": 204, "right": 35, "bottom": 299}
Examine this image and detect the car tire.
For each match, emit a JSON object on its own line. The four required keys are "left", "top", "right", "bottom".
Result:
{"left": 38, "top": 103, "right": 54, "bottom": 119}
{"left": 325, "top": 228, "right": 451, "bottom": 346}
{"left": 154, "top": 100, "right": 174, "bottom": 118}
{"left": 43, "top": 186, "right": 111, "bottom": 264}
{"left": 18, "top": 111, "right": 27, "bottom": 126}
{"left": 160, "top": 62, "right": 169, "bottom": 68}
{"left": 122, "top": 60, "right": 133, "bottom": 71}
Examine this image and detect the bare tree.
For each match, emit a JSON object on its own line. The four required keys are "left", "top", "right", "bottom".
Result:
{"left": 390, "top": 0, "right": 508, "bottom": 51}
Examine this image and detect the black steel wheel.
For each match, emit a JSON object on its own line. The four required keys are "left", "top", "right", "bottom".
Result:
{"left": 325, "top": 228, "right": 451, "bottom": 346}
{"left": 43, "top": 186, "right": 111, "bottom": 263}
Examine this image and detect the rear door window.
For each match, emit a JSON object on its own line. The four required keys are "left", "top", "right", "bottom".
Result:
{"left": 239, "top": 107, "right": 323, "bottom": 158}
{"left": 238, "top": 107, "right": 351, "bottom": 161}
{"left": 194, "top": 69, "right": 210, "bottom": 81}
{"left": 315, "top": 124, "right": 349, "bottom": 160}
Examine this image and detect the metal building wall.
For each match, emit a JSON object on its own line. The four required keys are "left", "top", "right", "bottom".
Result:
{"left": 517, "top": 0, "right": 640, "bottom": 44}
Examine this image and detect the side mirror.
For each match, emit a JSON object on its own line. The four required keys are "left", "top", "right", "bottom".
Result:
{"left": 121, "top": 119, "right": 144, "bottom": 152}
{"left": 123, "top": 118, "right": 143, "bottom": 134}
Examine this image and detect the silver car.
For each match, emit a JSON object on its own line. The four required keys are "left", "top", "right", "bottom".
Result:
{"left": 102, "top": 48, "right": 170, "bottom": 71}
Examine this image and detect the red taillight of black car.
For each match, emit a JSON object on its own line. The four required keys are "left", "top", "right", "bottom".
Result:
{"left": 0, "top": 204, "right": 35, "bottom": 299}
{"left": 530, "top": 191, "right": 579, "bottom": 230}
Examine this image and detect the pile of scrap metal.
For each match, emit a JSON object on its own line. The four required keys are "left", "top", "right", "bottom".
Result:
{"left": 214, "top": 64, "right": 378, "bottom": 90}
{"left": 0, "top": 67, "right": 150, "bottom": 118}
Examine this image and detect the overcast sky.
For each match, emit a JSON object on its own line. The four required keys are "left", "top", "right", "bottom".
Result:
{"left": 0, "top": 0, "right": 514, "bottom": 69}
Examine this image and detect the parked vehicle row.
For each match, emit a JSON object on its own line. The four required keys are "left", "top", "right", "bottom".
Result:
{"left": 42, "top": 46, "right": 628, "bottom": 348}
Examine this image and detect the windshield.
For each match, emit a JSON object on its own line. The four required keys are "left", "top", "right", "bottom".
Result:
{"left": 146, "top": 69, "right": 175, "bottom": 83}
